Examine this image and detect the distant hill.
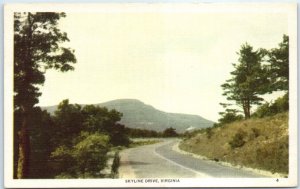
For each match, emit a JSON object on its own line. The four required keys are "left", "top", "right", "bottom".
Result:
{"left": 42, "top": 99, "right": 214, "bottom": 133}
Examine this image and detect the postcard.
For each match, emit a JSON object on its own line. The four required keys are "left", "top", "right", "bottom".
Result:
{"left": 4, "top": 3, "right": 297, "bottom": 188}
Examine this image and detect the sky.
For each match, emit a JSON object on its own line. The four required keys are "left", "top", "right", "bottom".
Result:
{"left": 37, "top": 5, "right": 288, "bottom": 122}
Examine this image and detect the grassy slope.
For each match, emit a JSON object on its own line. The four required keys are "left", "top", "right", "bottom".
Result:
{"left": 179, "top": 112, "right": 288, "bottom": 175}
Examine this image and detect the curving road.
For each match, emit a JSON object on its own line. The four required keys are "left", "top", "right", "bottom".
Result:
{"left": 118, "top": 139, "right": 267, "bottom": 178}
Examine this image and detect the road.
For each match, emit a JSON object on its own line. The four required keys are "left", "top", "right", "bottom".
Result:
{"left": 119, "top": 139, "right": 267, "bottom": 178}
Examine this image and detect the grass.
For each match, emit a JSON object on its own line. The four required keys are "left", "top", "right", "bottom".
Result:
{"left": 180, "top": 112, "right": 289, "bottom": 175}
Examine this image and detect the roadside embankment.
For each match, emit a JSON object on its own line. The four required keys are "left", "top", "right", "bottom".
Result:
{"left": 179, "top": 112, "right": 288, "bottom": 177}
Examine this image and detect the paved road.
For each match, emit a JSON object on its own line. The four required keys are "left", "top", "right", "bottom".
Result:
{"left": 119, "top": 139, "right": 267, "bottom": 178}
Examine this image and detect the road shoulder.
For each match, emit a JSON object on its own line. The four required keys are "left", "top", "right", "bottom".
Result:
{"left": 174, "top": 140, "right": 285, "bottom": 178}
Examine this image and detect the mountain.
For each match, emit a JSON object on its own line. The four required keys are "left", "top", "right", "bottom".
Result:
{"left": 42, "top": 99, "right": 214, "bottom": 133}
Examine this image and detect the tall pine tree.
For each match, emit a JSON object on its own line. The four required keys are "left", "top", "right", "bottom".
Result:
{"left": 221, "top": 43, "right": 267, "bottom": 119}
{"left": 14, "top": 12, "right": 76, "bottom": 178}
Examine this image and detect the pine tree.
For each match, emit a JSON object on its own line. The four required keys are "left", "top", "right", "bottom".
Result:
{"left": 268, "top": 35, "right": 289, "bottom": 92}
{"left": 221, "top": 43, "right": 267, "bottom": 119}
{"left": 14, "top": 12, "right": 76, "bottom": 178}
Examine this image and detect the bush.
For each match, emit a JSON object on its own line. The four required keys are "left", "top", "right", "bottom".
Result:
{"left": 229, "top": 129, "right": 247, "bottom": 149}
{"left": 218, "top": 112, "right": 243, "bottom": 125}
{"left": 205, "top": 127, "right": 213, "bottom": 139}
{"left": 51, "top": 132, "right": 110, "bottom": 178}
{"left": 253, "top": 94, "right": 288, "bottom": 118}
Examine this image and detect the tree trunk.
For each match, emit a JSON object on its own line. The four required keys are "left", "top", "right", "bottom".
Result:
{"left": 242, "top": 99, "right": 251, "bottom": 119}
{"left": 17, "top": 110, "right": 30, "bottom": 179}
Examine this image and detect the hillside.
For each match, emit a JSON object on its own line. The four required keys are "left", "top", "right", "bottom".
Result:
{"left": 179, "top": 112, "right": 288, "bottom": 175}
{"left": 42, "top": 99, "right": 214, "bottom": 132}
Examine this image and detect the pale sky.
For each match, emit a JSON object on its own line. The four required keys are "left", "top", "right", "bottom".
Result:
{"left": 37, "top": 7, "right": 288, "bottom": 122}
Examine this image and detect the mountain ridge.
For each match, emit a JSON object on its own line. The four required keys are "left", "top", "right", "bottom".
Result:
{"left": 42, "top": 99, "right": 214, "bottom": 132}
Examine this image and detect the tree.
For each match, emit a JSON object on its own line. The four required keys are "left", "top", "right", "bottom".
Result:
{"left": 52, "top": 100, "right": 84, "bottom": 147}
{"left": 218, "top": 109, "right": 243, "bottom": 125}
{"left": 221, "top": 43, "right": 267, "bottom": 119}
{"left": 163, "top": 127, "right": 178, "bottom": 137}
{"left": 14, "top": 12, "right": 76, "bottom": 178}
{"left": 268, "top": 35, "right": 289, "bottom": 92}
{"left": 109, "top": 123, "right": 130, "bottom": 147}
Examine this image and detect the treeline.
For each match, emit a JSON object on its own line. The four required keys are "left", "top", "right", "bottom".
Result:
{"left": 215, "top": 35, "right": 289, "bottom": 127}
{"left": 126, "top": 127, "right": 179, "bottom": 138}
{"left": 14, "top": 100, "right": 130, "bottom": 178}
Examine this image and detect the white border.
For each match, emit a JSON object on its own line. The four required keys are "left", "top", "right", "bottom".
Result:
{"left": 4, "top": 3, "right": 298, "bottom": 188}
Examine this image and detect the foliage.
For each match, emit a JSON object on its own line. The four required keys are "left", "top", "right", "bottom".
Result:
{"left": 267, "top": 35, "right": 289, "bottom": 92}
{"left": 162, "top": 127, "right": 178, "bottom": 137}
{"left": 14, "top": 12, "right": 76, "bottom": 178}
{"left": 219, "top": 35, "right": 289, "bottom": 123}
{"left": 48, "top": 100, "right": 130, "bottom": 178}
{"left": 52, "top": 100, "right": 84, "bottom": 147}
{"left": 51, "top": 132, "right": 110, "bottom": 178}
{"left": 14, "top": 107, "right": 55, "bottom": 178}
{"left": 109, "top": 124, "right": 130, "bottom": 147}
{"left": 221, "top": 43, "right": 267, "bottom": 119}
{"left": 217, "top": 106, "right": 244, "bottom": 126}
{"left": 125, "top": 128, "right": 162, "bottom": 138}
{"left": 15, "top": 99, "right": 130, "bottom": 178}
{"left": 14, "top": 12, "right": 76, "bottom": 110}
{"left": 229, "top": 129, "right": 247, "bottom": 149}
{"left": 205, "top": 127, "right": 213, "bottom": 139}
{"left": 253, "top": 93, "right": 288, "bottom": 118}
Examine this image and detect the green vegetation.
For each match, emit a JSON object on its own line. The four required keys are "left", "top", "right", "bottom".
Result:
{"left": 125, "top": 128, "right": 162, "bottom": 138}
{"left": 221, "top": 43, "right": 267, "bottom": 119}
{"left": 14, "top": 99, "right": 131, "bottom": 178}
{"left": 219, "top": 35, "right": 289, "bottom": 121}
{"left": 14, "top": 98, "right": 176, "bottom": 178}
{"left": 52, "top": 132, "right": 109, "bottom": 178}
{"left": 162, "top": 127, "right": 179, "bottom": 137}
{"left": 229, "top": 129, "right": 246, "bottom": 149}
{"left": 180, "top": 112, "right": 288, "bottom": 174}
{"left": 181, "top": 35, "right": 289, "bottom": 176}
{"left": 14, "top": 12, "right": 77, "bottom": 178}
{"left": 252, "top": 93, "right": 288, "bottom": 118}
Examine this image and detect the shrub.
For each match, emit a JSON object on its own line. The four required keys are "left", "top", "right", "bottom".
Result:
{"left": 253, "top": 94, "right": 288, "bottom": 118}
{"left": 229, "top": 129, "right": 247, "bottom": 149}
{"left": 205, "top": 127, "right": 213, "bottom": 139}
{"left": 51, "top": 133, "right": 110, "bottom": 178}
{"left": 218, "top": 112, "right": 243, "bottom": 125}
